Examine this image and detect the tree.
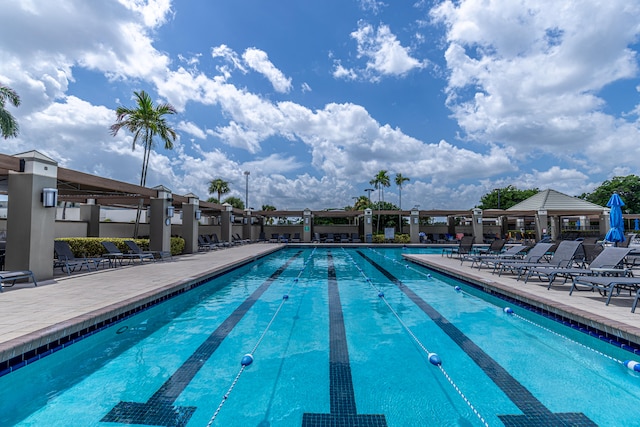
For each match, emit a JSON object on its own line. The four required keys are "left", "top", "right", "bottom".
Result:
{"left": 110, "top": 90, "right": 177, "bottom": 237}
{"left": 370, "top": 170, "right": 390, "bottom": 232}
{"left": 261, "top": 204, "right": 276, "bottom": 211}
{"left": 0, "top": 84, "right": 21, "bottom": 139}
{"left": 352, "top": 195, "right": 371, "bottom": 210}
{"left": 580, "top": 175, "right": 640, "bottom": 214}
{"left": 208, "top": 178, "right": 230, "bottom": 204}
{"left": 395, "top": 173, "right": 410, "bottom": 231}
{"left": 477, "top": 186, "right": 539, "bottom": 210}
{"left": 223, "top": 196, "right": 244, "bottom": 210}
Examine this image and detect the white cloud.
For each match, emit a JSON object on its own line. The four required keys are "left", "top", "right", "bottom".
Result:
{"left": 177, "top": 121, "right": 206, "bottom": 139}
{"left": 350, "top": 22, "right": 426, "bottom": 80}
{"left": 430, "top": 0, "right": 640, "bottom": 163}
{"left": 242, "top": 48, "right": 293, "bottom": 93}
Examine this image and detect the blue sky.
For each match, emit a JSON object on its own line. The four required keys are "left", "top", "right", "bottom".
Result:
{"left": 1, "top": 0, "right": 640, "bottom": 210}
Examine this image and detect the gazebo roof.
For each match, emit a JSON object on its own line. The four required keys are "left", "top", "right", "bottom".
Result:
{"left": 507, "top": 189, "right": 606, "bottom": 213}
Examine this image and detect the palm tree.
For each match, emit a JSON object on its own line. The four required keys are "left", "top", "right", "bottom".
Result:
{"left": 0, "top": 84, "right": 21, "bottom": 139}
{"left": 370, "top": 170, "right": 390, "bottom": 233}
{"left": 110, "top": 90, "right": 177, "bottom": 237}
{"left": 353, "top": 195, "right": 370, "bottom": 211}
{"left": 208, "top": 178, "right": 230, "bottom": 204}
{"left": 395, "top": 173, "right": 410, "bottom": 232}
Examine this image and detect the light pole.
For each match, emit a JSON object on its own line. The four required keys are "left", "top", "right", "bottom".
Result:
{"left": 244, "top": 171, "right": 250, "bottom": 209}
{"left": 364, "top": 188, "right": 374, "bottom": 204}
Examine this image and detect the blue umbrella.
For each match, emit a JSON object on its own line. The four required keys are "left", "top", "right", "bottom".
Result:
{"left": 635, "top": 218, "right": 639, "bottom": 231}
{"left": 605, "top": 193, "right": 625, "bottom": 245}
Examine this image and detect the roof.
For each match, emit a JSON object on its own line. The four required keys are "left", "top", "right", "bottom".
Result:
{"left": 507, "top": 189, "right": 606, "bottom": 213}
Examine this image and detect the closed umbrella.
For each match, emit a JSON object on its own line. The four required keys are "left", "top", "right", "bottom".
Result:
{"left": 635, "top": 218, "right": 639, "bottom": 231}
{"left": 605, "top": 193, "right": 625, "bottom": 245}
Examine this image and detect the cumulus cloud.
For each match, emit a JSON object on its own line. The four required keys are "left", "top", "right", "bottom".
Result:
{"left": 430, "top": 0, "right": 640, "bottom": 164}
{"left": 334, "top": 22, "right": 426, "bottom": 81}
{"left": 242, "top": 48, "right": 293, "bottom": 93}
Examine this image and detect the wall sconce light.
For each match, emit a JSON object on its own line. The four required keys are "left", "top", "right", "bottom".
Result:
{"left": 304, "top": 217, "right": 309, "bottom": 224}
{"left": 42, "top": 188, "right": 58, "bottom": 207}
{"left": 231, "top": 215, "right": 235, "bottom": 223}
{"left": 195, "top": 210, "right": 202, "bottom": 220}
{"left": 167, "top": 206, "right": 175, "bottom": 218}
{"left": 367, "top": 217, "right": 371, "bottom": 224}
{"left": 414, "top": 218, "right": 418, "bottom": 224}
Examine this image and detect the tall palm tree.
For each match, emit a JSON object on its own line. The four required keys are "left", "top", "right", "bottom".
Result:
{"left": 208, "top": 178, "right": 230, "bottom": 204}
{"left": 370, "top": 170, "right": 390, "bottom": 233}
{"left": 0, "top": 84, "right": 21, "bottom": 139}
{"left": 110, "top": 90, "right": 177, "bottom": 237}
{"left": 395, "top": 173, "right": 410, "bottom": 232}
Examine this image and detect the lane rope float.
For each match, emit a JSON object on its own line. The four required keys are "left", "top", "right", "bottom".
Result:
{"left": 341, "top": 248, "right": 490, "bottom": 427}
{"left": 206, "top": 248, "right": 317, "bottom": 426}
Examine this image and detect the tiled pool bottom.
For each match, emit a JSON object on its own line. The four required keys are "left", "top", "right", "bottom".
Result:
{"left": 2, "top": 247, "right": 640, "bottom": 426}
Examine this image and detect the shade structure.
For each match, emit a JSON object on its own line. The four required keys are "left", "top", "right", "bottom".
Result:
{"left": 605, "top": 193, "right": 625, "bottom": 244}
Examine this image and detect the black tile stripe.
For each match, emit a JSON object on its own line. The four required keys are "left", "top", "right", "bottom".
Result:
{"left": 358, "top": 250, "right": 596, "bottom": 427}
{"left": 101, "top": 251, "right": 302, "bottom": 427}
{"left": 302, "top": 252, "right": 387, "bottom": 426}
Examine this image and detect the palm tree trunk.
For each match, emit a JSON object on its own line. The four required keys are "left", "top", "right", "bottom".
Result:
{"left": 133, "top": 143, "right": 151, "bottom": 238}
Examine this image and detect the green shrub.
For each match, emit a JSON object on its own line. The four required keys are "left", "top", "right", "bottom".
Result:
{"left": 57, "top": 237, "right": 185, "bottom": 256}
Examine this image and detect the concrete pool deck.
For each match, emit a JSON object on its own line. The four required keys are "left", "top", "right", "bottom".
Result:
{"left": 2, "top": 244, "right": 640, "bottom": 371}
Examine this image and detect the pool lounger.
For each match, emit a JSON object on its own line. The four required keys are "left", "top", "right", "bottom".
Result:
{"left": 0, "top": 270, "right": 37, "bottom": 292}
{"left": 571, "top": 275, "right": 640, "bottom": 312}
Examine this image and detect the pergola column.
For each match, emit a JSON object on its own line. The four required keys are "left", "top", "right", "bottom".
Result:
{"left": 243, "top": 208, "right": 252, "bottom": 242}
{"left": 149, "top": 185, "right": 173, "bottom": 253}
{"left": 303, "top": 208, "right": 312, "bottom": 242}
{"left": 535, "top": 210, "right": 548, "bottom": 241}
{"left": 181, "top": 193, "right": 200, "bottom": 254}
{"left": 409, "top": 209, "right": 420, "bottom": 243}
{"left": 471, "top": 208, "right": 483, "bottom": 243}
{"left": 221, "top": 203, "right": 233, "bottom": 244}
{"left": 6, "top": 151, "right": 57, "bottom": 280}
{"left": 364, "top": 208, "right": 373, "bottom": 242}
{"left": 80, "top": 198, "right": 100, "bottom": 237}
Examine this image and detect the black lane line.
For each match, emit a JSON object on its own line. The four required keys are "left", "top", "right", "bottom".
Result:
{"left": 302, "top": 252, "right": 387, "bottom": 427}
{"left": 358, "top": 251, "right": 596, "bottom": 427}
{"left": 101, "top": 252, "right": 302, "bottom": 427}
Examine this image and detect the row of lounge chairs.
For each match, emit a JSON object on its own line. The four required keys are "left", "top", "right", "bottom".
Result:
{"left": 455, "top": 239, "right": 640, "bottom": 312}
{"left": 198, "top": 233, "right": 252, "bottom": 251}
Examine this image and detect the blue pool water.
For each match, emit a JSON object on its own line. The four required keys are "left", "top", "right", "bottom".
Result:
{"left": 1, "top": 247, "right": 640, "bottom": 426}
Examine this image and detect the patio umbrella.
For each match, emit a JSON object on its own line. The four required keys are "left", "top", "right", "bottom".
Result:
{"left": 605, "top": 192, "right": 625, "bottom": 245}
{"left": 635, "top": 218, "right": 639, "bottom": 231}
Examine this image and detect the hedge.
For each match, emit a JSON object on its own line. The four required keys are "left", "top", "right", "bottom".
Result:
{"left": 56, "top": 237, "right": 185, "bottom": 257}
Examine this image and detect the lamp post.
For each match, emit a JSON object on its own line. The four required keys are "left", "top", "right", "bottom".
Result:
{"left": 364, "top": 188, "right": 374, "bottom": 204}
{"left": 244, "top": 171, "right": 250, "bottom": 209}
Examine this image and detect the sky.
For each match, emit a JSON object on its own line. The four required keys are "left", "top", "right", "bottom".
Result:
{"left": 1, "top": 0, "right": 640, "bottom": 211}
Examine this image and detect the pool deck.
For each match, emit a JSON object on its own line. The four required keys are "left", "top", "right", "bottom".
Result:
{"left": 2, "top": 244, "right": 640, "bottom": 370}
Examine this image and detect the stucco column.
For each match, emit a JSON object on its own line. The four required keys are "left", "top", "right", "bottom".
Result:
{"left": 601, "top": 209, "right": 610, "bottom": 239}
{"left": 6, "top": 151, "right": 57, "bottom": 280}
{"left": 535, "top": 210, "right": 548, "bottom": 242}
{"left": 149, "top": 186, "right": 173, "bottom": 253}
{"left": 243, "top": 208, "right": 252, "bottom": 242}
{"left": 364, "top": 208, "right": 373, "bottom": 242}
{"left": 471, "top": 208, "right": 483, "bottom": 244}
{"left": 181, "top": 193, "right": 199, "bottom": 254}
{"left": 303, "top": 208, "right": 312, "bottom": 242}
{"left": 80, "top": 198, "right": 100, "bottom": 237}
{"left": 221, "top": 203, "right": 233, "bottom": 244}
{"left": 409, "top": 209, "right": 420, "bottom": 243}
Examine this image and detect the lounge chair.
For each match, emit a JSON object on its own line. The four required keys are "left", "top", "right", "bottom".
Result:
{"left": 570, "top": 275, "right": 640, "bottom": 311}
{"left": 491, "top": 242, "right": 554, "bottom": 275}
{"left": 313, "top": 232, "right": 321, "bottom": 243}
{"left": 54, "top": 240, "right": 101, "bottom": 275}
{"left": 442, "top": 235, "right": 475, "bottom": 258}
{"left": 351, "top": 233, "right": 362, "bottom": 243}
{"left": 325, "top": 233, "right": 335, "bottom": 243}
{"left": 461, "top": 244, "right": 527, "bottom": 268}
{"left": 257, "top": 232, "right": 267, "bottom": 243}
{"left": 125, "top": 240, "right": 169, "bottom": 261}
{"left": 198, "top": 235, "right": 217, "bottom": 251}
{"left": 529, "top": 247, "right": 633, "bottom": 289}
{"left": 508, "top": 240, "right": 583, "bottom": 281}
{"left": 0, "top": 270, "right": 37, "bottom": 292}
{"left": 476, "top": 239, "right": 506, "bottom": 256}
{"left": 211, "top": 233, "right": 231, "bottom": 248}
{"left": 233, "top": 233, "right": 249, "bottom": 245}
{"left": 291, "top": 233, "right": 301, "bottom": 243}
{"left": 101, "top": 241, "right": 150, "bottom": 266}
{"left": 269, "top": 233, "right": 279, "bottom": 243}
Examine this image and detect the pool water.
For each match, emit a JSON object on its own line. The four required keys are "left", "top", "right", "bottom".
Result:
{"left": 1, "top": 247, "right": 639, "bottom": 426}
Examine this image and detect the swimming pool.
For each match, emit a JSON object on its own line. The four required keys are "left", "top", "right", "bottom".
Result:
{"left": 1, "top": 246, "right": 639, "bottom": 426}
